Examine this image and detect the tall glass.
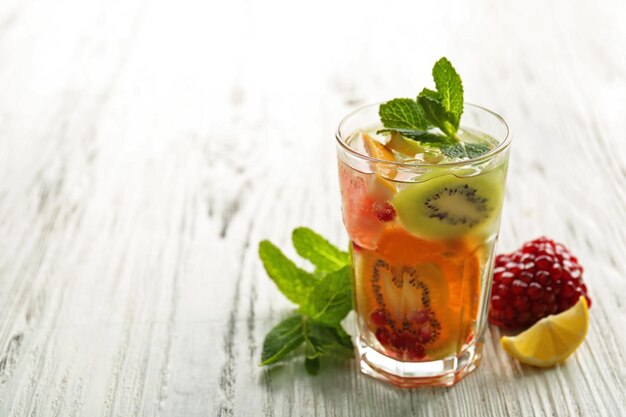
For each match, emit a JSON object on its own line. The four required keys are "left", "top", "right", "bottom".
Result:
{"left": 335, "top": 103, "right": 511, "bottom": 387}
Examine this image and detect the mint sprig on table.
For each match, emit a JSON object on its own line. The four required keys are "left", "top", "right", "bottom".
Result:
{"left": 258, "top": 227, "right": 354, "bottom": 374}
{"left": 378, "top": 57, "right": 490, "bottom": 159}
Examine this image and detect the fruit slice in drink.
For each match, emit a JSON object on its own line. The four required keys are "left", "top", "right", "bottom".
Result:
{"left": 392, "top": 169, "right": 505, "bottom": 240}
{"left": 337, "top": 133, "right": 397, "bottom": 250}
{"left": 353, "top": 227, "right": 481, "bottom": 361}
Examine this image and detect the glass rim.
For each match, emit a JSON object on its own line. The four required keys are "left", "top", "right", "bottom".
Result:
{"left": 335, "top": 102, "right": 512, "bottom": 168}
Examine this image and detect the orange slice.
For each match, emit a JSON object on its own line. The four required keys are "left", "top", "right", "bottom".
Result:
{"left": 354, "top": 227, "right": 482, "bottom": 360}
{"left": 361, "top": 133, "right": 397, "bottom": 196}
{"left": 362, "top": 132, "right": 395, "bottom": 162}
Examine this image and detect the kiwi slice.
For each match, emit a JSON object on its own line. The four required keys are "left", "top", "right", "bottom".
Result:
{"left": 391, "top": 168, "right": 505, "bottom": 239}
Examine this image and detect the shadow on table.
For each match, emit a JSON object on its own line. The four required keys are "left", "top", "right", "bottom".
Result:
{"left": 258, "top": 352, "right": 570, "bottom": 416}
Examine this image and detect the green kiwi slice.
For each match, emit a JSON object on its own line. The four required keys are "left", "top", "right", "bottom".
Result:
{"left": 391, "top": 168, "right": 505, "bottom": 239}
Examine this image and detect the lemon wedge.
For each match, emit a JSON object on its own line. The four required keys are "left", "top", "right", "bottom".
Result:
{"left": 501, "top": 296, "right": 589, "bottom": 367}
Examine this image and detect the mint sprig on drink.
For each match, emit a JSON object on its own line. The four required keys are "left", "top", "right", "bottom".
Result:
{"left": 258, "top": 228, "right": 354, "bottom": 374}
{"left": 378, "top": 57, "right": 490, "bottom": 159}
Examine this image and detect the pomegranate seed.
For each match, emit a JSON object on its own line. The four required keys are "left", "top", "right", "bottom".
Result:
{"left": 562, "top": 281, "right": 577, "bottom": 298}
{"left": 550, "top": 264, "right": 562, "bottom": 279}
{"left": 522, "top": 245, "right": 538, "bottom": 255}
{"left": 370, "top": 308, "right": 387, "bottom": 327}
{"left": 373, "top": 201, "right": 396, "bottom": 222}
{"left": 535, "top": 270, "right": 552, "bottom": 286}
{"left": 543, "top": 291, "right": 556, "bottom": 304}
{"left": 411, "top": 309, "right": 431, "bottom": 325}
{"left": 501, "top": 306, "right": 514, "bottom": 321}
{"left": 513, "top": 295, "right": 530, "bottom": 312}
{"left": 408, "top": 344, "right": 426, "bottom": 360}
{"left": 500, "top": 271, "right": 515, "bottom": 284}
{"left": 505, "top": 262, "right": 522, "bottom": 275}
{"left": 392, "top": 332, "right": 416, "bottom": 350}
{"left": 535, "top": 256, "right": 553, "bottom": 270}
{"left": 524, "top": 261, "right": 537, "bottom": 273}
{"left": 511, "top": 280, "right": 528, "bottom": 295}
{"left": 527, "top": 282, "right": 544, "bottom": 300}
{"left": 519, "top": 271, "right": 534, "bottom": 284}
{"left": 417, "top": 325, "right": 433, "bottom": 343}
{"left": 496, "top": 284, "right": 510, "bottom": 297}
{"left": 375, "top": 328, "right": 391, "bottom": 346}
{"left": 491, "top": 295, "right": 504, "bottom": 310}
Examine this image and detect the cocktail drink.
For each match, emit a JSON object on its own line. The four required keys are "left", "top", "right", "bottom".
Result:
{"left": 335, "top": 101, "right": 511, "bottom": 387}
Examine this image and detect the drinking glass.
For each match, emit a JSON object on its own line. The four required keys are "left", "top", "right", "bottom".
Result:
{"left": 335, "top": 103, "right": 511, "bottom": 387}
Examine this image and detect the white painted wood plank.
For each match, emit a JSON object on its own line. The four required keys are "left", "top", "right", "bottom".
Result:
{"left": 0, "top": 0, "right": 624, "bottom": 415}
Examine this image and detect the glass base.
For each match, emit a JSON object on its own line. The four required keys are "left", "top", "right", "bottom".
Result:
{"left": 357, "top": 337, "right": 484, "bottom": 388}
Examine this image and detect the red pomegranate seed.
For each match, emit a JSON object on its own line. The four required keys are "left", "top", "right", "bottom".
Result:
{"left": 408, "top": 344, "right": 426, "bottom": 360}
{"left": 392, "top": 332, "right": 416, "bottom": 350}
{"left": 411, "top": 309, "right": 430, "bottom": 325}
{"left": 543, "top": 291, "right": 556, "bottom": 304}
{"left": 550, "top": 264, "right": 562, "bottom": 279}
{"left": 491, "top": 295, "right": 504, "bottom": 310}
{"left": 513, "top": 295, "right": 530, "bottom": 312}
{"left": 417, "top": 325, "right": 433, "bottom": 343}
{"left": 527, "top": 282, "right": 544, "bottom": 300}
{"left": 562, "top": 281, "right": 577, "bottom": 298}
{"left": 376, "top": 328, "right": 391, "bottom": 346}
{"left": 535, "top": 270, "right": 552, "bottom": 286}
{"left": 511, "top": 280, "right": 528, "bottom": 295}
{"left": 370, "top": 308, "right": 387, "bottom": 327}
{"left": 535, "top": 255, "right": 553, "bottom": 270}
{"left": 373, "top": 201, "right": 396, "bottom": 222}
{"left": 519, "top": 271, "right": 534, "bottom": 284}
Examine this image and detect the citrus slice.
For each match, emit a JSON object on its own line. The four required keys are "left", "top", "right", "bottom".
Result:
{"left": 362, "top": 132, "right": 395, "bottom": 162}
{"left": 361, "top": 133, "right": 398, "bottom": 194}
{"left": 501, "top": 296, "right": 589, "bottom": 367}
{"left": 354, "top": 227, "right": 482, "bottom": 360}
{"left": 386, "top": 132, "right": 423, "bottom": 157}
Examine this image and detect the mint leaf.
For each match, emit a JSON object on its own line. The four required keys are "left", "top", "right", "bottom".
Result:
{"left": 417, "top": 89, "right": 459, "bottom": 140}
{"left": 379, "top": 98, "right": 430, "bottom": 131}
{"left": 303, "top": 321, "right": 354, "bottom": 360}
{"left": 292, "top": 227, "right": 349, "bottom": 273}
{"left": 301, "top": 266, "right": 352, "bottom": 326}
{"left": 464, "top": 143, "right": 492, "bottom": 158}
{"left": 260, "top": 315, "right": 305, "bottom": 365}
{"left": 440, "top": 143, "right": 466, "bottom": 159}
{"left": 379, "top": 57, "right": 466, "bottom": 146}
{"left": 432, "top": 57, "right": 463, "bottom": 128}
{"left": 304, "top": 357, "right": 320, "bottom": 375}
{"left": 258, "top": 228, "right": 355, "bottom": 375}
{"left": 259, "top": 241, "right": 316, "bottom": 305}
{"left": 419, "top": 87, "right": 440, "bottom": 101}
{"left": 403, "top": 131, "right": 456, "bottom": 145}
{"left": 441, "top": 143, "right": 491, "bottom": 159}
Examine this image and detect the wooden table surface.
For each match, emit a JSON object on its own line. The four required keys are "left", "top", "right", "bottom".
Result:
{"left": 1, "top": 0, "right": 625, "bottom": 415}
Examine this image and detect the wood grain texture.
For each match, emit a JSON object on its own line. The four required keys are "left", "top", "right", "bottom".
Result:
{"left": 0, "top": 0, "right": 624, "bottom": 415}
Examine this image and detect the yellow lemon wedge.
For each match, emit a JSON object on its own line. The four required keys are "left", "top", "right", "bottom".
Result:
{"left": 501, "top": 296, "right": 589, "bottom": 367}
